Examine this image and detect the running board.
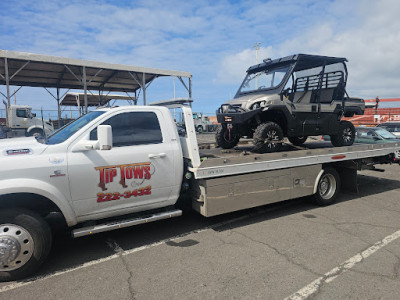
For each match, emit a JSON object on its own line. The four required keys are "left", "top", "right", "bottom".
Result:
{"left": 72, "top": 209, "right": 182, "bottom": 238}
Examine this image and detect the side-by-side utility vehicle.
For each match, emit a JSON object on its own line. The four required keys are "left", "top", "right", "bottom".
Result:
{"left": 0, "top": 100, "right": 397, "bottom": 281}
{"left": 216, "top": 54, "right": 365, "bottom": 152}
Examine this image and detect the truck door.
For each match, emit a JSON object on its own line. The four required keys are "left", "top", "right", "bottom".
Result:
{"left": 67, "top": 110, "right": 177, "bottom": 220}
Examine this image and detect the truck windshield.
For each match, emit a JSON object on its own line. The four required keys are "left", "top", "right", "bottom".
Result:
{"left": 237, "top": 66, "right": 290, "bottom": 95}
{"left": 46, "top": 111, "right": 105, "bottom": 145}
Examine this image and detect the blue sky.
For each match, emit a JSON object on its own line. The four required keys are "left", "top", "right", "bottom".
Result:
{"left": 1, "top": 0, "right": 400, "bottom": 118}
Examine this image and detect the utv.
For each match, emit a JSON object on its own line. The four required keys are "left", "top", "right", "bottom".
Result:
{"left": 216, "top": 54, "right": 365, "bottom": 152}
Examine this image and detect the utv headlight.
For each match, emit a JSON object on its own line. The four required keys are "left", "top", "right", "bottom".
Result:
{"left": 251, "top": 101, "right": 266, "bottom": 110}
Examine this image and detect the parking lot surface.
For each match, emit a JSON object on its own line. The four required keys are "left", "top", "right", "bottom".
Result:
{"left": 1, "top": 149, "right": 400, "bottom": 299}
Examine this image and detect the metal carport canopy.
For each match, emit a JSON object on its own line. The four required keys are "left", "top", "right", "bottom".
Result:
{"left": 60, "top": 92, "right": 136, "bottom": 107}
{"left": 0, "top": 50, "right": 192, "bottom": 117}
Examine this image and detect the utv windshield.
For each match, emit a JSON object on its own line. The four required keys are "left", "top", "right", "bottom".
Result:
{"left": 237, "top": 66, "right": 290, "bottom": 95}
{"left": 46, "top": 111, "right": 105, "bottom": 145}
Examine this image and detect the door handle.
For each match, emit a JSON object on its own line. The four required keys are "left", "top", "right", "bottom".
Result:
{"left": 148, "top": 153, "right": 166, "bottom": 159}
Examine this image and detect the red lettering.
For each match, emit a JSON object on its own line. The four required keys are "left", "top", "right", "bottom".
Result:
{"left": 133, "top": 166, "right": 143, "bottom": 179}
{"left": 109, "top": 168, "right": 117, "bottom": 182}
{"left": 144, "top": 166, "right": 151, "bottom": 179}
{"left": 97, "top": 167, "right": 107, "bottom": 191}
{"left": 125, "top": 166, "right": 133, "bottom": 179}
{"left": 119, "top": 165, "right": 127, "bottom": 188}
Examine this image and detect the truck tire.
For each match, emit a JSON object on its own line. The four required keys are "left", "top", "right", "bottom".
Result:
{"left": 27, "top": 128, "right": 44, "bottom": 138}
{"left": 0, "top": 209, "right": 52, "bottom": 282}
{"left": 215, "top": 125, "right": 240, "bottom": 149}
{"left": 253, "top": 122, "right": 283, "bottom": 153}
{"left": 313, "top": 167, "right": 341, "bottom": 206}
{"left": 330, "top": 121, "right": 355, "bottom": 147}
{"left": 288, "top": 136, "right": 308, "bottom": 146}
{"left": 197, "top": 126, "right": 204, "bottom": 134}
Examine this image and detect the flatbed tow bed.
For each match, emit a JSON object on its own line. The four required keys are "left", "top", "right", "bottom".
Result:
{"left": 193, "top": 142, "right": 400, "bottom": 179}
{"left": 185, "top": 132, "right": 400, "bottom": 217}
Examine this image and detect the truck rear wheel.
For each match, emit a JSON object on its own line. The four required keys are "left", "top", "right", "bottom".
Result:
{"left": 313, "top": 167, "right": 341, "bottom": 206}
{"left": 196, "top": 126, "right": 204, "bottom": 134}
{"left": 288, "top": 136, "right": 308, "bottom": 146}
{"left": 0, "top": 209, "right": 52, "bottom": 282}
{"left": 215, "top": 125, "right": 240, "bottom": 149}
{"left": 330, "top": 121, "right": 355, "bottom": 147}
{"left": 253, "top": 122, "right": 283, "bottom": 153}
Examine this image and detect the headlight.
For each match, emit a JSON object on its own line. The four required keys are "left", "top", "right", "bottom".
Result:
{"left": 251, "top": 101, "right": 266, "bottom": 110}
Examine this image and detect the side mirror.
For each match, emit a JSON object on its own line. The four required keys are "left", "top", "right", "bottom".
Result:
{"left": 98, "top": 125, "right": 112, "bottom": 150}
{"left": 32, "top": 113, "right": 36, "bottom": 118}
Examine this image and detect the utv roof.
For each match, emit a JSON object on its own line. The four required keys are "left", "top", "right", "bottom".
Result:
{"left": 247, "top": 54, "right": 347, "bottom": 73}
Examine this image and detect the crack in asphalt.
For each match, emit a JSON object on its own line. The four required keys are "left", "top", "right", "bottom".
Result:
{"left": 231, "top": 230, "right": 322, "bottom": 277}
{"left": 106, "top": 238, "right": 136, "bottom": 300}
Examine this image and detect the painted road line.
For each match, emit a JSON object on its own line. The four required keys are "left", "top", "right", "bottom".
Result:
{"left": 285, "top": 229, "right": 400, "bottom": 300}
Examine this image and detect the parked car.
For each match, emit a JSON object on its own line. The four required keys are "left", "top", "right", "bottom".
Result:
{"left": 354, "top": 127, "right": 400, "bottom": 162}
{"left": 376, "top": 121, "right": 400, "bottom": 138}
{"left": 355, "top": 127, "right": 400, "bottom": 144}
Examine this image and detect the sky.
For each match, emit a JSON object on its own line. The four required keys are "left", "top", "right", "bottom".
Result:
{"left": 1, "top": 0, "right": 400, "bottom": 119}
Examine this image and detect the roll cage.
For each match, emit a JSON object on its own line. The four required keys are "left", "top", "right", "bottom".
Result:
{"left": 234, "top": 54, "right": 348, "bottom": 100}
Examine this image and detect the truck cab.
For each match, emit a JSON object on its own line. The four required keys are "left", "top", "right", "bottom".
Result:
{"left": 6, "top": 105, "right": 54, "bottom": 137}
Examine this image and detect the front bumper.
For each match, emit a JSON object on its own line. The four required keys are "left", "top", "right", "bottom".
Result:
{"left": 216, "top": 104, "right": 262, "bottom": 124}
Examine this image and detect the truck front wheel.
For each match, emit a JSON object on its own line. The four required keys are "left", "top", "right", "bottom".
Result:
{"left": 253, "top": 122, "right": 283, "bottom": 153}
{"left": 313, "top": 167, "right": 341, "bottom": 206}
{"left": 0, "top": 209, "right": 52, "bottom": 282}
{"left": 215, "top": 125, "right": 240, "bottom": 149}
{"left": 27, "top": 128, "right": 44, "bottom": 138}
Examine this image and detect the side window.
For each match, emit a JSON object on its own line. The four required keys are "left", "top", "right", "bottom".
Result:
{"left": 16, "top": 109, "right": 28, "bottom": 118}
{"left": 90, "top": 112, "right": 163, "bottom": 147}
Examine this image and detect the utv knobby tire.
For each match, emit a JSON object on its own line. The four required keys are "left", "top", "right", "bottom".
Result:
{"left": 253, "top": 122, "right": 283, "bottom": 153}
{"left": 288, "top": 136, "right": 308, "bottom": 146}
{"left": 330, "top": 121, "right": 355, "bottom": 147}
{"left": 0, "top": 209, "right": 52, "bottom": 282}
{"left": 313, "top": 167, "right": 341, "bottom": 206}
{"left": 215, "top": 125, "right": 240, "bottom": 149}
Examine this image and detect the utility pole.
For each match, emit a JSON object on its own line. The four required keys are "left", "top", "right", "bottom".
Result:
{"left": 253, "top": 42, "right": 261, "bottom": 88}
{"left": 253, "top": 42, "right": 261, "bottom": 64}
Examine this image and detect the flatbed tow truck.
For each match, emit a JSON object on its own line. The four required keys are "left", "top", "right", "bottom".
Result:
{"left": 0, "top": 100, "right": 399, "bottom": 281}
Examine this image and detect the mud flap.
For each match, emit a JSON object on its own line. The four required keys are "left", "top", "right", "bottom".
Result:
{"left": 338, "top": 167, "right": 359, "bottom": 193}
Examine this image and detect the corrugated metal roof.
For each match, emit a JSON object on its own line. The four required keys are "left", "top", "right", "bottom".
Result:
{"left": 0, "top": 50, "right": 191, "bottom": 93}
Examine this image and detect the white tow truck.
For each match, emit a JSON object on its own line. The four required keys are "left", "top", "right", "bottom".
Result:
{"left": 0, "top": 101, "right": 399, "bottom": 281}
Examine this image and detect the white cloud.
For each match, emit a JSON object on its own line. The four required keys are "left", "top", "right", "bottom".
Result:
{"left": 216, "top": 0, "right": 400, "bottom": 100}
{"left": 1, "top": 0, "right": 400, "bottom": 115}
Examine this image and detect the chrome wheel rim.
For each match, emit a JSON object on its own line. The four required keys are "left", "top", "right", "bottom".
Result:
{"left": 266, "top": 130, "right": 280, "bottom": 148}
{"left": 0, "top": 224, "right": 34, "bottom": 271}
{"left": 319, "top": 173, "right": 336, "bottom": 200}
{"left": 343, "top": 127, "right": 353, "bottom": 142}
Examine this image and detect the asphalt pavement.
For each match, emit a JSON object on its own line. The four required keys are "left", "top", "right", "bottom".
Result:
{"left": 1, "top": 136, "right": 400, "bottom": 299}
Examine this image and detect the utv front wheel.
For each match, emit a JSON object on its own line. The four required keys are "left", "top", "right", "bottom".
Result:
{"left": 215, "top": 125, "right": 240, "bottom": 149}
{"left": 253, "top": 122, "right": 283, "bottom": 153}
{"left": 288, "top": 136, "right": 308, "bottom": 146}
{"left": 331, "top": 121, "right": 355, "bottom": 147}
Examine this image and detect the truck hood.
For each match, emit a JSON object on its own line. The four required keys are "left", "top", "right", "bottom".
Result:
{"left": 0, "top": 137, "right": 48, "bottom": 157}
